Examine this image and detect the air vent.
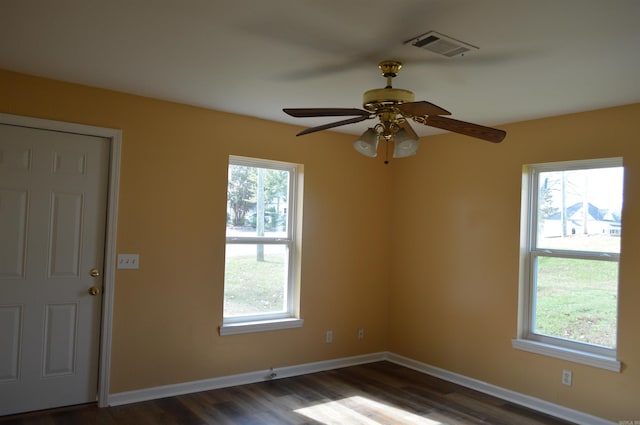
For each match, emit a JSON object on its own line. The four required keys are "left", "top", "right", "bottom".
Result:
{"left": 405, "top": 31, "right": 478, "bottom": 57}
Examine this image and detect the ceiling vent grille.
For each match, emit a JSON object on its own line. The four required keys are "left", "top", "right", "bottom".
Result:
{"left": 405, "top": 31, "right": 478, "bottom": 57}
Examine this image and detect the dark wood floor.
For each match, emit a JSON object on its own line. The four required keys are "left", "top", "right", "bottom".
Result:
{"left": 1, "top": 361, "right": 575, "bottom": 425}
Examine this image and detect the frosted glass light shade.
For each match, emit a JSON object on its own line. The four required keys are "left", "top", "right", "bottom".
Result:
{"left": 392, "top": 129, "right": 419, "bottom": 158}
{"left": 353, "top": 128, "right": 379, "bottom": 157}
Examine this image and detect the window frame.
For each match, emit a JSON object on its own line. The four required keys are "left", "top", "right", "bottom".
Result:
{"left": 513, "top": 158, "right": 622, "bottom": 372}
{"left": 219, "top": 155, "right": 303, "bottom": 335}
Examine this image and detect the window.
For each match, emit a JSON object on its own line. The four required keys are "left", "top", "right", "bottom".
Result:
{"left": 220, "top": 156, "right": 303, "bottom": 335}
{"left": 514, "top": 158, "right": 623, "bottom": 371}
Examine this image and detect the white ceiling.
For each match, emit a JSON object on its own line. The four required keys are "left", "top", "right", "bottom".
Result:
{"left": 2, "top": 0, "right": 640, "bottom": 137}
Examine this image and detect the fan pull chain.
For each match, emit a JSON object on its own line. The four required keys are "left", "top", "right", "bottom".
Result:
{"left": 384, "top": 139, "right": 389, "bottom": 165}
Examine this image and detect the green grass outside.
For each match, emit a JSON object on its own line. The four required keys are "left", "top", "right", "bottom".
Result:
{"left": 224, "top": 254, "right": 286, "bottom": 316}
{"left": 535, "top": 256, "right": 618, "bottom": 348}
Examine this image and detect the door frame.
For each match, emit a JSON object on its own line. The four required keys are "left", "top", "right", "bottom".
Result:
{"left": 0, "top": 112, "right": 121, "bottom": 408}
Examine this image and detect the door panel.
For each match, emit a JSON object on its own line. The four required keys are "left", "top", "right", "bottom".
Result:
{"left": 0, "top": 305, "right": 22, "bottom": 382}
{"left": 0, "top": 189, "right": 28, "bottom": 278}
{"left": 43, "top": 303, "right": 78, "bottom": 377}
{"left": 0, "top": 145, "right": 31, "bottom": 172}
{"left": 49, "top": 192, "right": 83, "bottom": 277}
{"left": 0, "top": 123, "right": 109, "bottom": 415}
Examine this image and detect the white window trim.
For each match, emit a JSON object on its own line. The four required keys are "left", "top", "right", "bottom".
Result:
{"left": 219, "top": 318, "right": 304, "bottom": 336}
{"left": 220, "top": 155, "right": 302, "bottom": 335}
{"left": 514, "top": 158, "right": 622, "bottom": 372}
{"left": 511, "top": 339, "right": 621, "bottom": 372}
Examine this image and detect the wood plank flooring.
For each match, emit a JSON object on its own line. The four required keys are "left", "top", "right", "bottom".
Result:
{"left": 0, "top": 361, "right": 575, "bottom": 425}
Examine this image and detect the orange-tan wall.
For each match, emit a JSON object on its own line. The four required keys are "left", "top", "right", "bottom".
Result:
{"left": 389, "top": 103, "right": 640, "bottom": 421}
{"left": 2, "top": 68, "right": 639, "bottom": 421}
{"left": 0, "top": 69, "right": 391, "bottom": 391}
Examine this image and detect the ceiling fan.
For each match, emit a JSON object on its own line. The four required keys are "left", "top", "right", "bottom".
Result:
{"left": 283, "top": 60, "right": 506, "bottom": 162}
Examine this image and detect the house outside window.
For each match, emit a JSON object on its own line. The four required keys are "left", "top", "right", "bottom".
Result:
{"left": 514, "top": 158, "right": 623, "bottom": 371}
{"left": 220, "top": 156, "right": 303, "bottom": 335}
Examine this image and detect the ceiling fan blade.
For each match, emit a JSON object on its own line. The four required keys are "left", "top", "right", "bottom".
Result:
{"left": 398, "top": 101, "right": 451, "bottom": 117}
{"left": 296, "top": 115, "right": 371, "bottom": 136}
{"left": 283, "top": 108, "right": 371, "bottom": 118}
{"left": 400, "top": 120, "right": 419, "bottom": 140}
{"left": 423, "top": 115, "right": 506, "bottom": 143}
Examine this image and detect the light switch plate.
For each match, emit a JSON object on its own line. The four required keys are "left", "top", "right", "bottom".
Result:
{"left": 117, "top": 254, "right": 139, "bottom": 269}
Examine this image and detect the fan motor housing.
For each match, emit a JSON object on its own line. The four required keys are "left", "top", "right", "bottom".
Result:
{"left": 363, "top": 88, "right": 415, "bottom": 111}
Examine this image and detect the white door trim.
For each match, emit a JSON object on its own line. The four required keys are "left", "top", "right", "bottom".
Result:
{"left": 0, "top": 112, "right": 121, "bottom": 408}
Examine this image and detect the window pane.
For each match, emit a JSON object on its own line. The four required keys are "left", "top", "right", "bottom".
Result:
{"left": 224, "top": 244, "right": 288, "bottom": 317}
{"left": 226, "top": 165, "right": 290, "bottom": 238}
{"left": 534, "top": 256, "right": 618, "bottom": 348}
{"left": 536, "top": 167, "right": 623, "bottom": 253}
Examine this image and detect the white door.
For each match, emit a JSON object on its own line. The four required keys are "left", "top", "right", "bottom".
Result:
{"left": 0, "top": 123, "right": 109, "bottom": 415}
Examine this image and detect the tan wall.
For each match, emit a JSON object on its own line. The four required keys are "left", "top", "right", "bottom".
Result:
{"left": 0, "top": 69, "right": 391, "bottom": 393}
{"left": 389, "top": 103, "right": 640, "bottom": 421}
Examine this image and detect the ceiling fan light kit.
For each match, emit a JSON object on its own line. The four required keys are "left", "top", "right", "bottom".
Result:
{"left": 392, "top": 129, "right": 419, "bottom": 158}
{"left": 283, "top": 60, "right": 506, "bottom": 163}
{"left": 353, "top": 128, "right": 379, "bottom": 157}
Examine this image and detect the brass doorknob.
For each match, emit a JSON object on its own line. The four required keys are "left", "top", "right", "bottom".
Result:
{"left": 89, "top": 286, "right": 101, "bottom": 296}
{"left": 90, "top": 268, "right": 101, "bottom": 277}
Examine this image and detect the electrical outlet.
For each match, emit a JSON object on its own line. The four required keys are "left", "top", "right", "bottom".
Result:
{"left": 325, "top": 330, "right": 333, "bottom": 343}
{"left": 562, "top": 369, "right": 572, "bottom": 386}
{"left": 357, "top": 328, "right": 364, "bottom": 340}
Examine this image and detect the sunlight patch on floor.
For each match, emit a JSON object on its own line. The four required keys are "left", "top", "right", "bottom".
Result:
{"left": 295, "top": 395, "right": 441, "bottom": 425}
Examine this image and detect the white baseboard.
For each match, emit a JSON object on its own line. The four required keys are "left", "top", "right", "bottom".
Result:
{"left": 108, "top": 351, "right": 614, "bottom": 425}
{"left": 386, "top": 352, "right": 615, "bottom": 425}
{"left": 107, "top": 352, "right": 386, "bottom": 406}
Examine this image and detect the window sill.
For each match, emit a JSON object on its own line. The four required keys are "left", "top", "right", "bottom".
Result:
{"left": 219, "top": 318, "right": 304, "bottom": 336}
{"left": 512, "top": 339, "right": 621, "bottom": 372}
